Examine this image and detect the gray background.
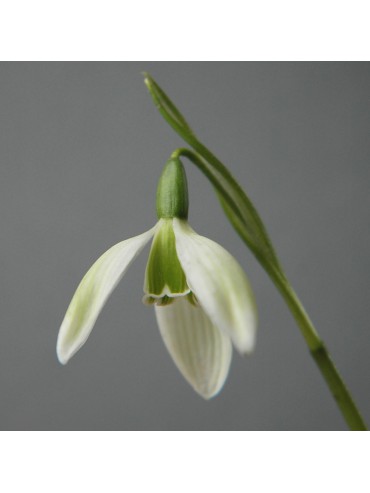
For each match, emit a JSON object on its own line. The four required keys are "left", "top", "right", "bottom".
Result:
{"left": 0, "top": 62, "right": 369, "bottom": 430}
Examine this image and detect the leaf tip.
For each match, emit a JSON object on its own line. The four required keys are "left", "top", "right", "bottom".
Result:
{"left": 143, "top": 72, "right": 154, "bottom": 89}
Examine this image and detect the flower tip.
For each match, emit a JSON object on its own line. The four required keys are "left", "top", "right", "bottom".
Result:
{"left": 196, "top": 385, "right": 223, "bottom": 400}
{"left": 237, "top": 334, "right": 256, "bottom": 357}
{"left": 56, "top": 344, "right": 70, "bottom": 365}
{"left": 56, "top": 334, "right": 76, "bottom": 365}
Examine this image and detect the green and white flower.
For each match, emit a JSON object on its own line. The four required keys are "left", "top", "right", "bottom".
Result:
{"left": 57, "top": 158, "right": 257, "bottom": 398}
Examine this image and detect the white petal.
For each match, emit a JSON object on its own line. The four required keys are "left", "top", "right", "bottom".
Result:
{"left": 57, "top": 225, "right": 157, "bottom": 364}
{"left": 155, "top": 297, "right": 232, "bottom": 399}
{"left": 173, "top": 219, "right": 257, "bottom": 354}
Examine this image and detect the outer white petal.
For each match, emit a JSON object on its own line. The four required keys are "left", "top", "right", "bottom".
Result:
{"left": 57, "top": 225, "right": 157, "bottom": 364}
{"left": 173, "top": 219, "right": 257, "bottom": 354}
{"left": 155, "top": 297, "right": 232, "bottom": 399}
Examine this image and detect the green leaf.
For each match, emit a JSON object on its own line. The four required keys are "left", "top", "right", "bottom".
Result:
{"left": 144, "top": 73, "right": 194, "bottom": 136}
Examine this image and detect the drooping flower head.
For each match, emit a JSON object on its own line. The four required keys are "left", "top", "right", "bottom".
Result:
{"left": 57, "top": 158, "right": 257, "bottom": 398}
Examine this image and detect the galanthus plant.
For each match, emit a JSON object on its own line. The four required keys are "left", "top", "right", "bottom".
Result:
{"left": 57, "top": 74, "right": 367, "bottom": 430}
{"left": 57, "top": 158, "right": 257, "bottom": 398}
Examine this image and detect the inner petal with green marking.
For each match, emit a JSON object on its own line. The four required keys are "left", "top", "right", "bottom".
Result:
{"left": 144, "top": 219, "right": 190, "bottom": 304}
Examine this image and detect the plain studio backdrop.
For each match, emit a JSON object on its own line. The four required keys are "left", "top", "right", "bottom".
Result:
{"left": 0, "top": 62, "right": 369, "bottom": 430}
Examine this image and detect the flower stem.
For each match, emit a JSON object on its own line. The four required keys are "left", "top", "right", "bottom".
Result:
{"left": 145, "top": 74, "right": 367, "bottom": 430}
{"left": 176, "top": 146, "right": 368, "bottom": 431}
{"left": 266, "top": 265, "right": 367, "bottom": 431}
{"left": 180, "top": 145, "right": 367, "bottom": 431}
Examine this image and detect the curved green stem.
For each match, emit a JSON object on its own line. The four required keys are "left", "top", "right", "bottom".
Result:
{"left": 145, "top": 74, "right": 367, "bottom": 430}
{"left": 177, "top": 147, "right": 367, "bottom": 430}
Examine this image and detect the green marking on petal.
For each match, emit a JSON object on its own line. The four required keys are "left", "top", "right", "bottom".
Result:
{"left": 144, "top": 219, "right": 190, "bottom": 301}
{"left": 186, "top": 292, "right": 198, "bottom": 306}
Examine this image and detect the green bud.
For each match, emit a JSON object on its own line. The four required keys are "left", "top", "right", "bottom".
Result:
{"left": 156, "top": 157, "right": 189, "bottom": 219}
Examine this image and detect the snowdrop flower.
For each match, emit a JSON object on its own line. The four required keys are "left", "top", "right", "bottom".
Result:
{"left": 57, "top": 158, "right": 257, "bottom": 398}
